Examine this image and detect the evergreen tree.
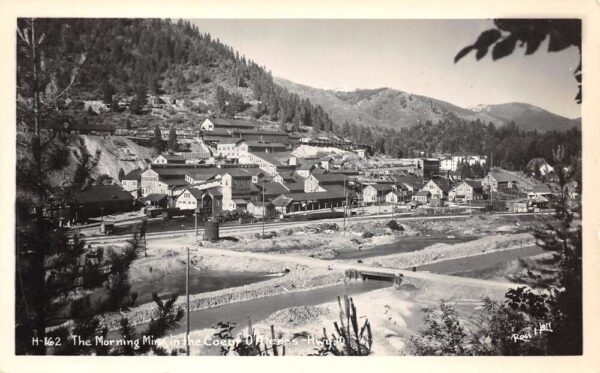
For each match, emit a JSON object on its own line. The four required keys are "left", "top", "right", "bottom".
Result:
{"left": 152, "top": 125, "right": 164, "bottom": 152}
{"left": 101, "top": 81, "right": 115, "bottom": 108}
{"left": 167, "top": 125, "right": 177, "bottom": 151}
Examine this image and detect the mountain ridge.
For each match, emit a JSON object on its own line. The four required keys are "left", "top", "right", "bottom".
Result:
{"left": 274, "top": 77, "right": 580, "bottom": 133}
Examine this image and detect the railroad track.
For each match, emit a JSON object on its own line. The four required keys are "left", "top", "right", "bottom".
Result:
{"left": 81, "top": 211, "right": 535, "bottom": 245}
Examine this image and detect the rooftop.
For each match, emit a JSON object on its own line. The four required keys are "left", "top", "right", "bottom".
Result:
{"left": 208, "top": 118, "right": 258, "bottom": 129}
{"left": 463, "top": 180, "right": 484, "bottom": 190}
{"left": 122, "top": 168, "right": 144, "bottom": 181}
{"left": 73, "top": 185, "right": 133, "bottom": 204}
{"left": 488, "top": 170, "right": 518, "bottom": 183}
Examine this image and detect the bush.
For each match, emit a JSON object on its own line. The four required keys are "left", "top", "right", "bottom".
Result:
{"left": 386, "top": 220, "right": 404, "bottom": 231}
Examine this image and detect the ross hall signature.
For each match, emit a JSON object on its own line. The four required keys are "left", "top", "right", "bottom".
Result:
{"left": 511, "top": 322, "right": 554, "bottom": 343}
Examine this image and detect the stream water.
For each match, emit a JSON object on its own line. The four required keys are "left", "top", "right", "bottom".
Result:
{"left": 172, "top": 279, "right": 390, "bottom": 334}
{"left": 329, "top": 235, "right": 475, "bottom": 260}
{"left": 131, "top": 270, "right": 273, "bottom": 305}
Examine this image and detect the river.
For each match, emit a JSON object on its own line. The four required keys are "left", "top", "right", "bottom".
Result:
{"left": 413, "top": 245, "right": 543, "bottom": 275}
{"left": 131, "top": 270, "right": 273, "bottom": 305}
{"left": 170, "top": 279, "right": 390, "bottom": 334}
{"left": 329, "top": 235, "right": 475, "bottom": 260}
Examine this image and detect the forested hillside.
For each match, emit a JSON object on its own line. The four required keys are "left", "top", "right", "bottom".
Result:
{"left": 25, "top": 18, "right": 336, "bottom": 131}
{"left": 337, "top": 116, "right": 581, "bottom": 171}
{"left": 19, "top": 18, "right": 581, "bottom": 171}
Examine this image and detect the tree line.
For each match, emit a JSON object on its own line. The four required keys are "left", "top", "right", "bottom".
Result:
{"left": 336, "top": 115, "right": 581, "bottom": 171}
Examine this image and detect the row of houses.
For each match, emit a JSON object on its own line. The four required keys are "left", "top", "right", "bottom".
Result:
{"left": 360, "top": 169, "right": 523, "bottom": 206}
{"left": 119, "top": 147, "right": 355, "bottom": 218}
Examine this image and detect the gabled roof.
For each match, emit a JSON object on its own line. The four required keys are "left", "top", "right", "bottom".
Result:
{"left": 427, "top": 178, "right": 452, "bottom": 192}
{"left": 180, "top": 188, "right": 204, "bottom": 200}
{"left": 488, "top": 170, "right": 517, "bottom": 183}
{"left": 256, "top": 182, "right": 290, "bottom": 196}
{"left": 144, "top": 193, "right": 168, "bottom": 202}
{"left": 321, "top": 185, "right": 346, "bottom": 196}
{"left": 414, "top": 190, "right": 431, "bottom": 197}
{"left": 122, "top": 168, "right": 143, "bottom": 181}
{"left": 462, "top": 180, "right": 483, "bottom": 190}
{"left": 312, "top": 173, "right": 346, "bottom": 184}
{"left": 207, "top": 118, "right": 258, "bottom": 128}
{"left": 272, "top": 189, "right": 346, "bottom": 206}
{"left": 297, "top": 163, "right": 316, "bottom": 171}
{"left": 204, "top": 187, "right": 222, "bottom": 197}
{"left": 73, "top": 185, "right": 133, "bottom": 204}
{"left": 252, "top": 152, "right": 294, "bottom": 166}
{"left": 248, "top": 200, "right": 274, "bottom": 208}
{"left": 217, "top": 169, "right": 253, "bottom": 179}
{"left": 277, "top": 170, "right": 300, "bottom": 183}
{"left": 365, "top": 184, "right": 395, "bottom": 193}
{"left": 284, "top": 182, "right": 305, "bottom": 192}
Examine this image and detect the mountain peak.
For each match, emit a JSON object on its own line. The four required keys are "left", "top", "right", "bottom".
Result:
{"left": 276, "top": 77, "right": 579, "bottom": 133}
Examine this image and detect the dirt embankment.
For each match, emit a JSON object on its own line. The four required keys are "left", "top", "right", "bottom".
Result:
{"left": 98, "top": 248, "right": 346, "bottom": 330}
{"left": 361, "top": 232, "right": 535, "bottom": 269}
{"left": 205, "top": 220, "right": 419, "bottom": 258}
{"left": 83, "top": 135, "right": 153, "bottom": 179}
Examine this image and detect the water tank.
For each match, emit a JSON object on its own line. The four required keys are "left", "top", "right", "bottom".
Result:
{"left": 205, "top": 220, "right": 219, "bottom": 241}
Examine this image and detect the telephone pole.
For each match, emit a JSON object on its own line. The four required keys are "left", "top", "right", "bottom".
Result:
{"left": 185, "top": 246, "right": 190, "bottom": 356}
{"left": 343, "top": 176, "right": 347, "bottom": 230}
{"left": 262, "top": 179, "right": 265, "bottom": 237}
{"left": 194, "top": 210, "right": 198, "bottom": 243}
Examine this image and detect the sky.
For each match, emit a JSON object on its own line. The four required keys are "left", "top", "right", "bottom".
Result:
{"left": 190, "top": 19, "right": 581, "bottom": 119}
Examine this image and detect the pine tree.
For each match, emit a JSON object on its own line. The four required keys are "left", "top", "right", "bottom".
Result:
{"left": 152, "top": 125, "right": 163, "bottom": 153}
{"left": 167, "top": 125, "right": 177, "bottom": 151}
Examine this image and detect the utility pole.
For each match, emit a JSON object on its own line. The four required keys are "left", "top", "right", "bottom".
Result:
{"left": 343, "top": 175, "right": 347, "bottom": 230}
{"left": 194, "top": 210, "right": 198, "bottom": 243}
{"left": 262, "top": 179, "right": 265, "bottom": 237}
{"left": 186, "top": 246, "right": 190, "bottom": 356}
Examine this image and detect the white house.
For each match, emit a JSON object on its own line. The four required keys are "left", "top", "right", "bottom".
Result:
{"left": 152, "top": 153, "right": 186, "bottom": 165}
{"left": 175, "top": 188, "right": 204, "bottom": 210}
{"left": 362, "top": 184, "right": 395, "bottom": 204}
{"left": 412, "top": 190, "right": 431, "bottom": 204}
{"left": 482, "top": 170, "right": 518, "bottom": 192}
{"left": 296, "top": 163, "right": 316, "bottom": 178}
{"left": 216, "top": 139, "right": 245, "bottom": 159}
{"left": 121, "top": 169, "right": 143, "bottom": 197}
{"left": 421, "top": 179, "right": 452, "bottom": 200}
{"left": 448, "top": 180, "right": 485, "bottom": 202}
{"left": 354, "top": 149, "right": 367, "bottom": 159}
{"left": 247, "top": 201, "right": 276, "bottom": 218}
{"left": 319, "top": 156, "right": 334, "bottom": 170}
{"left": 385, "top": 190, "right": 405, "bottom": 204}
{"left": 439, "top": 155, "right": 487, "bottom": 172}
